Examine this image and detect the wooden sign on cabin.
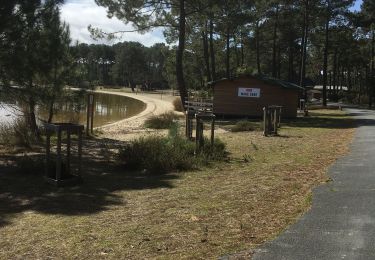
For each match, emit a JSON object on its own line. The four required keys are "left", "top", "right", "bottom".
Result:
{"left": 238, "top": 87, "right": 261, "bottom": 98}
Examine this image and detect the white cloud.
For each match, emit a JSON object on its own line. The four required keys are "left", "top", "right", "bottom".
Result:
{"left": 60, "top": 0, "right": 165, "bottom": 46}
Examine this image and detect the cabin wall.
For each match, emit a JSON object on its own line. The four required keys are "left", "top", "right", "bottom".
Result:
{"left": 213, "top": 78, "right": 299, "bottom": 118}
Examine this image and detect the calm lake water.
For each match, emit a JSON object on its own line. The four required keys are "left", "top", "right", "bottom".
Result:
{"left": 0, "top": 92, "right": 146, "bottom": 127}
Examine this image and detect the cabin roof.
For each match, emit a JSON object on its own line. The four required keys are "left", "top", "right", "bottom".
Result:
{"left": 208, "top": 74, "right": 304, "bottom": 91}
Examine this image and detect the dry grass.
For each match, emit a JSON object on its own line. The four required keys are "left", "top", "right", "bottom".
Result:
{"left": 172, "top": 98, "right": 184, "bottom": 112}
{"left": 0, "top": 109, "right": 355, "bottom": 259}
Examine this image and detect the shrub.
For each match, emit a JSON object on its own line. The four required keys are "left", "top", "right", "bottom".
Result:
{"left": 0, "top": 118, "right": 38, "bottom": 148}
{"left": 231, "top": 120, "right": 257, "bottom": 132}
{"left": 173, "top": 98, "right": 184, "bottom": 112}
{"left": 144, "top": 112, "right": 180, "bottom": 129}
{"left": 196, "top": 137, "right": 228, "bottom": 164}
{"left": 118, "top": 135, "right": 195, "bottom": 173}
{"left": 118, "top": 125, "right": 227, "bottom": 174}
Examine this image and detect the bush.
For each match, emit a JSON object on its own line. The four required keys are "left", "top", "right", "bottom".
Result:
{"left": 231, "top": 120, "right": 257, "bottom": 132}
{"left": 118, "top": 125, "right": 227, "bottom": 174}
{"left": 144, "top": 112, "right": 180, "bottom": 129}
{"left": 196, "top": 137, "right": 227, "bottom": 164}
{"left": 0, "top": 118, "right": 38, "bottom": 148}
{"left": 173, "top": 98, "right": 184, "bottom": 112}
{"left": 118, "top": 135, "right": 195, "bottom": 173}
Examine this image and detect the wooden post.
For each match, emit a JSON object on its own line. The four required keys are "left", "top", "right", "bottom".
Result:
{"left": 86, "top": 93, "right": 95, "bottom": 136}
{"left": 278, "top": 107, "right": 282, "bottom": 128}
{"left": 90, "top": 94, "right": 94, "bottom": 134}
{"left": 86, "top": 97, "right": 90, "bottom": 136}
{"left": 267, "top": 109, "right": 272, "bottom": 134}
{"left": 199, "top": 120, "right": 204, "bottom": 148}
{"left": 195, "top": 119, "right": 200, "bottom": 154}
{"left": 56, "top": 129, "right": 62, "bottom": 181}
{"left": 211, "top": 116, "right": 215, "bottom": 146}
{"left": 263, "top": 107, "right": 267, "bottom": 136}
{"left": 185, "top": 111, "right": 189, "bottom": 139}
{"left": 78, "top": 128, "right": 82, "bottom": 177}
{"left": 189, "top": 117, "right": 193, "bottom": 140}
{"left": 273, "top": 108, "right": 278, "bottom": 135}
{"left": 66, "top": 130, "right": 71, "bottom": 175}
{"left": 45, "top": 132, "right": 50, "bottom": 177}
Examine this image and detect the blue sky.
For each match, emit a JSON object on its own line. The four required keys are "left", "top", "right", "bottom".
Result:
{"left": 61, "top": 0, "right": 364, "bottom": 46}
{"left": 351, "top": 0, "right": 363, "bottom": 11}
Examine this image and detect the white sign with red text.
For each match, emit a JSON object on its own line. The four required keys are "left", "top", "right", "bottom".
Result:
{"left": 238, "top": 87, "right": 261, "bottom": 98}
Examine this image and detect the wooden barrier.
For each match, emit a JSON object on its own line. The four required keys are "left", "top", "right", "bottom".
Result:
{"left": 263, "top": 106, "right": 282, "bottom": 136}
{"left": 185, "top": 100, "right": 213, "bottom": 140}
{"left": 195, "top": 112, "right": 216, "bottom": 154}
{"left": 44, "top": 123, "right": 84, "bottom": 186}
{"left": 86, "top": 93, "right": 95, "bottom": 136}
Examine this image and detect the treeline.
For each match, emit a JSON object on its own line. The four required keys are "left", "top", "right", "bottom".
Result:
{"left": 94, "top": 0, "right": 374, "bottom": 105}
{"left": 70, "top": 42, "right": 170, "bottom": 89}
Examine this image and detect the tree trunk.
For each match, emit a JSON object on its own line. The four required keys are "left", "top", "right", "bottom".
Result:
{"left": 209, "top": 18, "right": 216, "bottom": 81}
{"left": 333, "top": 49, "right": 337, "bottom": 100}
{"left": 202, "top": 22, "right": 211, "bottom": 82}
{"left": 299, "top": 0, "right": 309, "bottom": 93}
{"left": 288, "top": 36, "right": 294, "bottom": 82}
{"left": 371, "top": 28, "right": 374, "bottom": 73}
{"left": 47, "top": 99, "right": 54, "bottom": 123}
{"left": 176, "top": 0, "right": 187, "bottom": 105}
{"left": 322, "top": 3, "right": 330, "bottom": 107}
{"left": 28, "top": 96, "right": 40, "bottom": 139}
{"left": 240, "top": 31, "right": 245, "bottom": 67}
{"left": 347, "top": 68, "right": 352, "bottom": 91}
{"left": 359, "top": 70, "right": 362, "bottom": 104}
{"left": 272, "top": 4, "right": 279, "bottom": 77}
{"left": 48, "top": 60, "right": 58, "bottom": 123}
{"left": 277, "top": 44, "right": 281, "bottom": 78}
{"left": 367, "top": 66, "right": 372, "bottom": 108}
{"left": 372, "top": 28, "right": 374, "bottom": 74}
{"left": 233, "top": 34, "right": 240, "bottom": 68}
{"left": 256, "top": 20, "right": 261, "bottom": 74}
{"left": 226, "top": 26, "right": 230, "bottom": 78}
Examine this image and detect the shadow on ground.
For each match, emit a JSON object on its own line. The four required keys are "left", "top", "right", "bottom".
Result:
{"left": 284, "top": 113, "right": 375, "bottom": 129}
{"left": 0, "top": 137, "right": 177, "bottom": 227}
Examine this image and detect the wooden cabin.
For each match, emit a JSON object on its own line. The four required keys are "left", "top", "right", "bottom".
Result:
{"left": 210, "top": 75, "right": 303, "bottom": 118}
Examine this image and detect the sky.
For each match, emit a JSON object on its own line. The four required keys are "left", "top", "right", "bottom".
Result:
{"left": 61, "top": 0, "right": 364, "bottom": 46}
{"left": 60, "top": 0, "right": 165, "bottom": 46}
{"left": 350, "top": 0, "right": 363, "bottom": 12}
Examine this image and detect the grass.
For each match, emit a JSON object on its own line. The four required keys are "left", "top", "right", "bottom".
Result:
{"left": 230, "top": 120, "right": 260, "bottom": 132}
{"left": 144, "top": 112, "right": 181, "bottom": 129}
{"left": 172, "top": 98, "right": 184, "bottom": 112}
{"left": 0, "top": 109, "right": 355, "bottom": 259}
{"left": 118, "top": 125, "right": 227, "bottom": 174}
{"left": 0, "top": 118, "right": 38, "bottom": 148}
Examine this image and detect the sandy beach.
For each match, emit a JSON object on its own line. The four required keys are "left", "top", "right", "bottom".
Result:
{"left": 95, "top": 89, "right": 178, "bottom": 141}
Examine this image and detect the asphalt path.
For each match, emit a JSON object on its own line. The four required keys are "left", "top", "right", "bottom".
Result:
{"left": 253, "top": 108, "right": 375, "bottom": 260}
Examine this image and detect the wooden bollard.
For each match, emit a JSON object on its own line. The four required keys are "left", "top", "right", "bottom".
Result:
{"left": 263, "top": 107, "right": 268, "bottom": 136}
{"left": 273, "top": 109, "right": 278, "bottom": 135}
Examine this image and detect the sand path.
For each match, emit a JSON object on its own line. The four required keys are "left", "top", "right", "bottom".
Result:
{"left": 95, "top": 90, "right": 177, "bottom": 141}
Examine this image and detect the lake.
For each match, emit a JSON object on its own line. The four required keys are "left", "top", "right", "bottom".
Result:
{"left": 0, "top": 92, "right": 146, "bottom": 127}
